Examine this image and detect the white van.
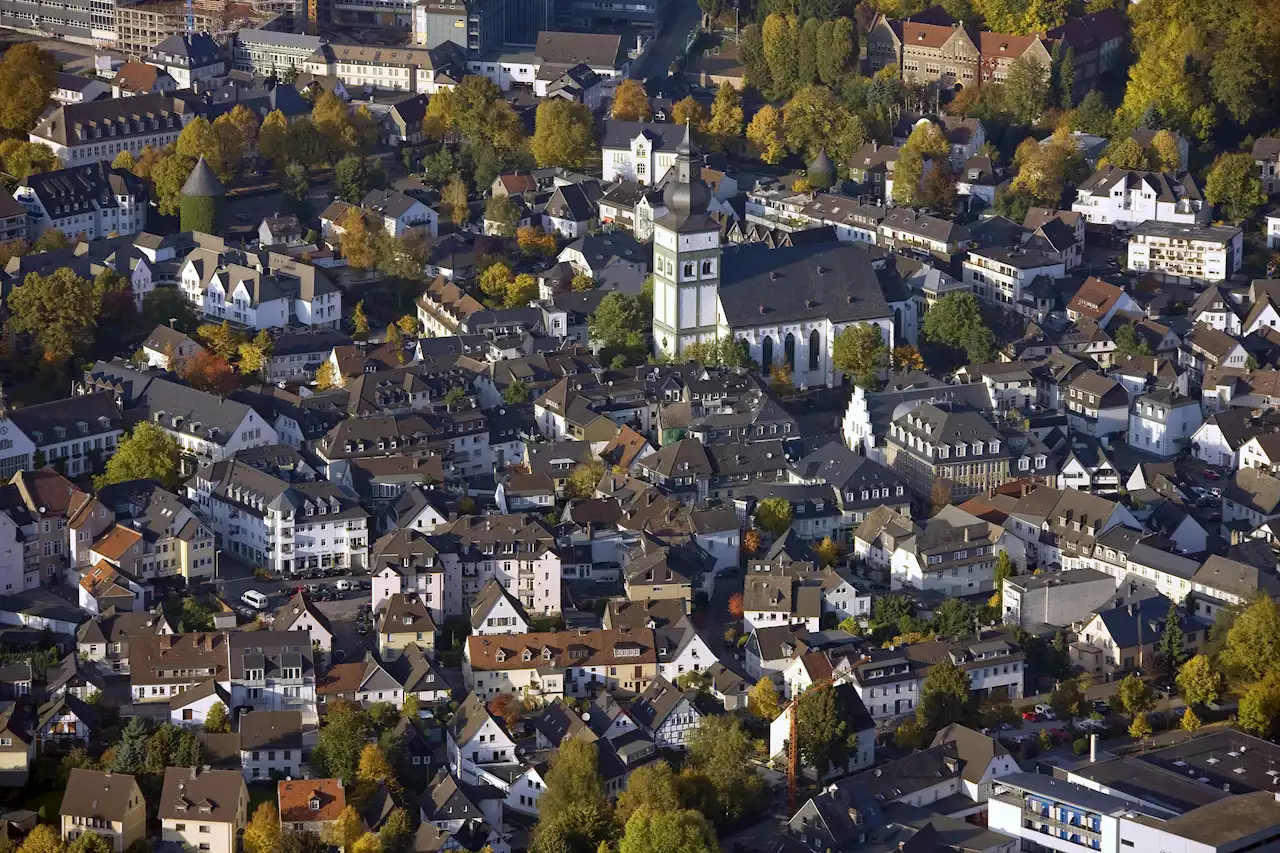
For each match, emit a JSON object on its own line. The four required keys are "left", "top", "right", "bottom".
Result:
{"left": 242, "top": 590, "right": 269, "bottom": 610}
{"left": 335, "top": 579, "right": 353, "bottom": 591}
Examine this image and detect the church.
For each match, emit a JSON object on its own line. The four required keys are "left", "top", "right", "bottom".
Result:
{"left": 650, "top": 125, "right": 917, "bottom": 389}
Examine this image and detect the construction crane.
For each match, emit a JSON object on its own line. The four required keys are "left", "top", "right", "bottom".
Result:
{"left": 787, "top": 676, "right": 833, "bottom": 814}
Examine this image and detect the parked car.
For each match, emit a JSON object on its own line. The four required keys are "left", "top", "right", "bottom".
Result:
{"left": 1049, "top": 727, "right": 1069, "bottom": 741}
{"left": 1091, "top": 700, "right": 1110, "bottom": 714}
{"left": 1034, "top": 704, "right": 1057, "bottom": 720}
{"left": 1021, "top": 710, "right": 1040, "bottom": 722}
{"left": 1202, "top": 468, "right": 1222, "bottom": 480}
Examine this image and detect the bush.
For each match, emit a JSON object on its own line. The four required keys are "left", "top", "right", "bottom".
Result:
{"left": 1072, "top": 738, "right": 1088, "bottom": 756}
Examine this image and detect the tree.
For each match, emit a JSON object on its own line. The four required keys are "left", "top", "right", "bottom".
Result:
{"left": 485, "top": 194, "right": 519, "bottom": 236}
{"left": 151, "top": 151, "right": 197, "bottom": 216}
{"left": 566, "top": 459, "right": 605, "bottom": 499}
{"left": 761, "top": 14, "right": 799, "bottom": 99}
{"left": 992, "top": 551, "right": 1014, "bottom": 609}
{"left": 568, "top": 273, "right": 594, "bottom": 293}
{"left": 832, "top": 323, "right": 886, "bottom": 389}
{"left": 749, "top": 677, "right": 780, "bottom": 720}
{"left": 312, "top": 90, "right": 354, "bottom": 157}
{"left": 1219, "top": 595, "right": 1280, "bottom": 682}
{"left": 67, "top": 836, "right": 111, "bottom": 853}
{"left": 1205, "top": 152, "right": 1268, "bottom": 222}
{"left": 94, "top": 417, "right": 180, "bottom": 484}
{"left": 506, "top": 273, "right": 538, "bottom": 308}
{"left": 923, "top": 291, "right": 998, "bottom": 365}
{"left": 1116, "top": 673, "right": 1153, "bottom": 717}
{"left": 311, "top": 699, "right": 372, "bottom": 783}
{"left": 1104, "top": 137, "right": 1149, "bottom": 170}
{"left": 706, "top": 82, "right": 744, "bottom": 152}
{"left": 181, "top": 350, "right": 239, "bottom": 395}
{"left": 754, "top": 496, "right": 793, "bottom": 536}
{"left": 796, "top": 682, "right": 859, "bottom": 779}
{"left": 536, "top": 738, "right": 612, "bottom": 848}
{"left": 479, "top": 262, "right": 514, "bottom": 301}
{"left": 176, "top": 117, "right": 232, "bottom": 180}
{"left": 615, "top": 761, "right": 682, "bottom": 825}
{"left": 796, "top": 18, "right": 820, "bottom": 86}
{"left": 1158, "top": 601, "right": 1187, "bottom": 673}
{"left": 1070, "top": 91, "right": 1113, "bottom": 137}
{"left": 1128, "top": 712, "right": 1153, "bottom": 742}
{"left": 921, "top": 164, "right": 958, "bottom": 214}
{"left": 740, "top": 23, "right": 771, "bottom": 93}
{"left": 813, "top": 536, "right": 839, "bottom": 567}
{"left": 357, "top": 743, "right": 398, "bottom": 790}
{"left": 532, "top": 100, "right": 595, "bottom": 169}
{"left": 324, "top": 806, "right": 365, "bottom": 853}
{"left": 916, "top": 659, "right": 975, "bottom": 733}
{"left": 1180, "top": 705, "right": 1201, "bottom": 732}
{"left": 504, "top": 380, "right": 531, "bottom": 404}
{"left": 892, "top": 146, "right": 925, "bottom": 207}
{"left": 1112, "top": 324, "right": 1153, "bottom": 359}
{"left": 743, "top": 529, "right": 762, "bottom": 556}
{"left": 727, "top": 592, "right": 745, "bottom": 620}
{"left": 588, "top": 292, "right": 648, "bottom": 367}
{"left": 238, "top": 330, "right": 274, "bottom": 377}
{"left": 619, "top": 809, "right": 716, "bottom": 853}
{"left": 783, "top": 85, "right": 866, "bottom": 165}
{"left": 316, "top": 361, "right": 337, "bottom": 390}
{"left": 1049, "top": 676, "right": 1087, "bottom": 719}
{"left": 932, "top": 599, "right": 976, "bottom": 638}
{"left": 816, "top": 17, "right": 855, "bottom": 85}
{"left": 1239, "top": 677, "right": 1280, "bottom": 738}
{"left": 8, "top": 266, "right": 100, "bottom": 364}
{"left": 672, "top": 97, "right": 708, "bottom": 134}
{"left": 197, "top": 320, "right": 239, "bottom": 359}
{"left": 281, "top": 161, "right": 313, "bottom": 220}
{"left": 1149, "top": 129, "right": 1181, "bottom": 171}
{"left": 1010, "top": 127, "right": 1085, "bottom": 207}
{"left": 1004, "top": 56, "right": 1051, "bottom": 124}
{"left": 894, "top": 717, "right": 926, "bottom": 750}
{"left": 518, "top": 226, "right": 558, "bottom": 257}
{"left": 746, "top": 105, "right": 786, "bottom": 164}
{"left": 384, "top": 323, "right": 405, "bottom": 364}
{"left": 684, "top": 716, "right": 766, "bottom": 828}
{"left": 339, "top": 209, "right": 377, "bottom": 269}
{"left": 243, "top": 803, "right": 282, "bottom": 853}
{"left": 612, "top": 79, "right": 651, "bottom": 121}
{"left": 351, "top": 835, "right": 382, "bottom": 853}
{"left": 442, "top": 174, "right": 471, "bottom": 227}
{"left": 377, "top": 809, "right": 413, "bottom": 853}
{"left": 204, "top": 701, "right": 230, "bottom": 733}
{"left": 17, "top": 825, "right": 65, "bottom": 853}
{"left": 335, "top": 154, "right": 385, "bottom": 203}
{"left": 352, "top": 300, "right": 370, "bottom": 338}
{"left": 0, "top": 43, "right": 55, "bottom": 133}
{"left": 1175, "top": 654, "right": 1221, "bottom": 707}
{"left": 0, "top": 139, "right": 60, "bottom": 179}
{"left": 258, "top": 109, "right": 290, "bottom": 163}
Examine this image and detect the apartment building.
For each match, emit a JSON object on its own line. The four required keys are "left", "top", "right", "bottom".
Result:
{"left": 879, "top": 209, "right": 971, "bottom": 257}
{"left": 865, "top": 16, "right": 1052, "bottom": 89}
{"left": 6, "top": 391, "right": 124, "bottom": 481}
{"left": 77, "top": 607, "right": 173, "bottom": 673}
{"left": 1127, "top": 221, "right": 1243, "bottom": 284}
{"left": 1071, "top": 166, "right": 1210, "bottom": 230}
{"left": 883, "top": 403, "right": 1011, "bottom": 501}
{"left": 30, "top": 93, "right": 197, "bottom": 166}
{"left": 0, "top": 0, "right": 112, "bottom": 47}
{"left": 0, "top": 469, "right": 90, "bottom": 588}
{"left": 231, "top": 29, "right": 323, "bottom": 74}
{"left": 1127, "top": 390, "right": 1204, "bottom": 458}
{"left": 114, "top": 0, "right": 275, "bottom": 58}
{"left": 433, "top": 514, "right": 561, "bottom": 616}
{"left": 190, "top": 457, "right": 370, "bottom": 574}
{"left": 143, "top": 32, "right": 226, "bottom": 88}
{"left": 464, "top": 628, "right": 659, "bottom": 698}
{"left": 15, "top": 163, "right": 146, "bottom": 242}
{"left": 61, "top": 769, "right": 147, "bottom": 852}
{"left": 70, "top": 483, "right": 215, "bottom": 581}
{"left": 239, "top": 710, "right": 307, "bottom": 782}
{"left": 129, "top": 631, "right": 229, "bottom": 703}
{"left": 964, "top": 245, "right": 1065, "bottom": 310}
{"left": 228, "top": 631, "right": 316, "bottom": 720}
{"left": 301, "top": 41, "right": 469, "bottom": 95}
{"left": 158, "top": 767, "right": 248, "bottom": 853}
{"left": 178, "top": 241, "right": 343, "bottom": 330}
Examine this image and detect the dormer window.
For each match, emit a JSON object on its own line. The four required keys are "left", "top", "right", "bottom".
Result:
{"left": 310, "top": 798, "right": 321, "bottom": 811}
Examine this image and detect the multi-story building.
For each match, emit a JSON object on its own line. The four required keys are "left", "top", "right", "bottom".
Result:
{"left": 865, "top": 17, "right": 1051, "bottom": 89}
{"left": 29, "top": 93, "right": 197, "bottom": 166}
{"left": 879, "top": 209, "right": 971, "bottom": 257}
{"left": 4, "top": 391, "right": 124, "bottom": 481}
{"left": 301, "top": 41, "right": 470, "bottom": 95}
{"left": 434, "top": 514, "right": 561, "bottom": 616}
{"left": 190, "top": 457, "right": 369, "bottom": 574}
{"left": 964, "top": 245, "right": 1065, "bottom": 311}
{"left": 129, "top": 631, "right": 229, "bottom": 703}
{"left": 158, "top": 767, "right": 248, "bottom": 853}
{"left": 0, "top": 0, "right": 114, "bottom": 46}
{"left": 1071, "top": 166, "right": 1210, "bottom": 230}
{"left": 143, "top": 32, "right": 227, "bottom": 88}
{"left": 0, "top": 469, "right": 90, "bottom": 588}
{"left": 69, "top": 482, "right": 214, "bottom": 581}
{"left": 1127, "top": 221, "right": 1244, "bottom": 284}
{"left": 61, "top": 769, "right": 147, "bottom": 852}
{"left": 1127, "top": 390, "right": 1204, "bottom": 458}
{"left": 0, "top": 190, "right": 27, "bottom": 244}
{"left": 464, "top": 627, "right": 659, "bottom": 698}
{"left": 239, "top": 710, "right": 308, "bottom": 782}
{"left": 883, "top": 403, "right": 1011, "bottom": 501}
{"left": 1064, "top": 372, "right": 1129, "bottom": 439}
{"left": 15, "top": 162, "right": 146, "bottom": 242}
{"left": 887, "top": 504, "right": 1011, "bottom": 597}
{"left": 231, "top": 29, "right": 324, "bottom": 76}
{"left": 77, "top": 607, "right": 173, "bottom": 673}
{"left": 114, "top": 0, "right": 276, "bottom": 58}
{"left": 600, "top": 120, "right": 683, "bottom": 185}
{"left": 80, "top": 361, "right": 279, "bottom": 468}
{"left": 178, "top": 237, "right": 343, "bottom": 330}
{"left": 228, "top": 631, "right": 317, "bottom": 719}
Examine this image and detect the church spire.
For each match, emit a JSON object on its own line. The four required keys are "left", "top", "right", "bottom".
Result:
{"left": 662, "top": 120, "right": 709, "bottom": 220}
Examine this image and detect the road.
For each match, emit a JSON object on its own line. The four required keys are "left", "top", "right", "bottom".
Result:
{"left": 639, "top": 0, "right": 704, "bottom": 79}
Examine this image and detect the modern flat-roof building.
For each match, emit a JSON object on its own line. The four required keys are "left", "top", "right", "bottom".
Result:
{"left": 1127, "top": 221, "right": 1244, "bottom": 284}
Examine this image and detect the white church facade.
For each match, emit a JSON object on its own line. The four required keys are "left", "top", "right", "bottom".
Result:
{"left": 650, "top": 126, "right": 915, "bottom": 389}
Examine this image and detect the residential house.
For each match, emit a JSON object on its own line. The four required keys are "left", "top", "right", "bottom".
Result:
{"left": 238, "top": 710, "right": 306, "bottom": 782}
{"left": 628, "top": 676, "right": 701, "bottom": 749}
{"left": 463, "top": 628, "right": 658, "bottom": 699}
{"left": 60, "top": 769, "right": 146, "bottom": 852}
{"left": 1127, "top": 390, "right": 1204, "bottom": 458}
{"left": 279, "top": 778, "right": 345, "bottom": 835}
{"left": 158, "top": 767, "right": 248, "bottom": 853}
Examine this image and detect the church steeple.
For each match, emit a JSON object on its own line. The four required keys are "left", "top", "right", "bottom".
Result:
{"left": 651, "top": 121, "right": 722, "bottom": 360}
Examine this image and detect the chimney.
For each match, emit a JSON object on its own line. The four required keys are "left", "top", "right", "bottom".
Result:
{"left": 161, "top": 635, "right": 173, "bottom": 650}
{"left": 963, "top": 527, "right": 971, "bottom": 542}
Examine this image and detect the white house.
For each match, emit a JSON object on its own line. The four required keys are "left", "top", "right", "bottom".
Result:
{"left": 629, "top": 676, "right": 701, "bottom": 749}
{"left": 15, "top": 163, "right": 147, "bottom": 242}
{"left": 359, "top": 189, "right": 439, "bottom": 238}
{"left": 1127, "top": 221, "right": 1243, "bottom": 284}
{"left": 1071, "top": 166, "right": 1211, "bottom": 230}
{"left": 470, "top": 579, "right": 531, "bottom": 636}
{"left": 1127, "top": 391, "right": 1204, "bottom": 458}
{"left": 273, "top": 593, "right": 335, "bottom": 653}
{"left": 169, "top": 678, "right": 231, "bottom": 727}
{"left": 29, "top": 93, "right": 196, "bottom": 166}
{"left": 769, "top": 683, "right": 876, "bottom": 780}
{"left": 600, "top": 120, "right": 683, "bottom": 185}
{"left": 447, "top": 693, "right": 517, "bottom": 783}
{"left": 179, "top": 242, "right": 343, "bottom": 331}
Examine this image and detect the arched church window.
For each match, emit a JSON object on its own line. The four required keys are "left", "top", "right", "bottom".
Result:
{"left": 809, "top": 329, "right": 821, "bottom": 371}
{"left": 784, "top": 333, "right": 796, "bottom": 370}
{"left": 701, "top": 259, "right": 715, "bottom": 276}
{"left": 761, "top": 336, "right": 774, "bottom": 369}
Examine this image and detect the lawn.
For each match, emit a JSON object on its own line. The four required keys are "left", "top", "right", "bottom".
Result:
{"left": 246, "top": 782, "right": 277, "bottom": 816}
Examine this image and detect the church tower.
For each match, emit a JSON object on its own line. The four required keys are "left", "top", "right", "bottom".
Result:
{"left": 651, "top": 123, "right": 722, "bottom": 359}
